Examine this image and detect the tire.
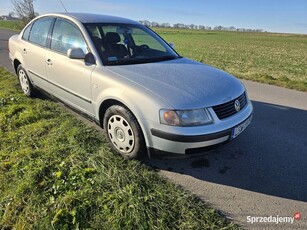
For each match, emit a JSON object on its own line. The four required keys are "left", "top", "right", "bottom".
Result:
{"left": 103, "top": 105, "right": 145, "bottom": 159}
{"left": 17, "top": 65, "right": 36, "bottom": 97}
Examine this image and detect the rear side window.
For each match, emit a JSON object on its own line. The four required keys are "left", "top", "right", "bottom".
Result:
{"left": 29, "top": 17, "right": 53, "bottom": 47}
{"left": 22, "top": 23, "right": 32, "bottom": 41}
{"left": 51, "top": 18, "right": 87, "bottom": 54}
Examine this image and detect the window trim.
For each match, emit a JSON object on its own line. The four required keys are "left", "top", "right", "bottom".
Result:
{"left": 48, "top": 17, "right": 90, "bottom": 56}
{"left": 27, "top": 16, "right": 55, "bottom": 48}
{"left": 22, "top": 23, "right": 33, "bottom": 41}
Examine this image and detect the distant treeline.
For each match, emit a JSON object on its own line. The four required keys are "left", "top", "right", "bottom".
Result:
{"left": 139, "top": 20, "right": 265, "bottom": 33}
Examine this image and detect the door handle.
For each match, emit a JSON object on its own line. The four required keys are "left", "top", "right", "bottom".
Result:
{"left": 46, "top": 59, "right": 53, "bottom": 65}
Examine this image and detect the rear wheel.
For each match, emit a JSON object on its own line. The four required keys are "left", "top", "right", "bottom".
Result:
{"left": 103, "top": 105, "right": 145, "bottom": 159}
{"left": 17, "top": 65, "right": 36, "bottom": 97}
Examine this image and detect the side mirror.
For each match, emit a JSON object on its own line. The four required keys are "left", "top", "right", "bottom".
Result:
{"left": 67, "top": 48, "right": 86, "bottom": 59}
{"left": 169, "top": 43, "right": 175, "bottom": 49}
{"left": 84, "top": 52, "right": 96, "bottom": 65}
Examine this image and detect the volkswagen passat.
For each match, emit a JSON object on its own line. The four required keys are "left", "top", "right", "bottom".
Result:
{"left": 9, "top": 13, "right": 253, "bottom": 159}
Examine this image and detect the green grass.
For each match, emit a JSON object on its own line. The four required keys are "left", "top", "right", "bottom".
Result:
{"left": 0, "top": 20, "right": 23, "bottom": 31}
{"left": 154, "top": 28, "right": 307, "bottom": 91}
{"left": 0, "top": 67, "right": 237, "bottom": 229}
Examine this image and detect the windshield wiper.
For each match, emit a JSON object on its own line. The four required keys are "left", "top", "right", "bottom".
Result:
{"left": 152, "top": 56, "right": 178, "bottom": 62}
{"left": 106, "top": 55, "right": 179, "bottom": 66}
{"left": 106, "top": 59, "right": 135, "bottom": 66}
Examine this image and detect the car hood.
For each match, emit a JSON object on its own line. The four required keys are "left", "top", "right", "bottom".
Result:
{"left": 106, "top": 58, "right": 245, "bottom": 109}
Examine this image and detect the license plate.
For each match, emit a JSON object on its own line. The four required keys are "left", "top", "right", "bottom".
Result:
{"left": 231, "top": 115, "right": 252, "bottom": 140}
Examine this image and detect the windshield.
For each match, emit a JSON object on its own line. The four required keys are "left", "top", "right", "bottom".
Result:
{"left": 85, "top": 23, "right": 180, "bottom": 65}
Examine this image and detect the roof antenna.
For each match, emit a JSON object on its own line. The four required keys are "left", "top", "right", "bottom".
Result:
{"left": 59, "top": 0, "right": 68, "bottom": 12}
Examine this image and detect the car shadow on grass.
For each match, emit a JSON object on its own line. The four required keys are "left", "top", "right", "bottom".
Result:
{"left": 143, "top": 101, "right": 307, "bottom": 202}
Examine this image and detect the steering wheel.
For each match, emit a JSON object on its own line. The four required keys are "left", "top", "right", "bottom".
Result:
{"left": 139, "top": 44, "right": 149, "bottom": 49}
{"left": 131, "top": 44, "right": 150, "bottom": 57}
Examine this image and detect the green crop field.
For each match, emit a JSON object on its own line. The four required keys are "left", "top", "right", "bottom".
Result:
{"left": 154, "top": 28, "right": 307, "bottom": 91}
{"left": 0, "top": 20, "right": 23, "bottom": 31}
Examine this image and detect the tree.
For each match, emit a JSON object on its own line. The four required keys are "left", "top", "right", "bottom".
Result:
{"left": 11, "top": 0, "right": 36, "bottom": 25}
{"left": 8, "top": 11, "right": 15, "bottom": 17}
{"left": 188, "top": 24, "right": 197, "bottom": 29}
{"left": 139, "top": 20, "right": 151, "bottom": 27}
{"left": 214, "top": 26, "right": 223, "bottom": 30}
{"left": 161, "top": 23, "right": 170, "bottom": 28}
{"left": 173, "top": 23, "right": 185, "bottom": 29}
{"left": 151, "top": 22, "right": 160, "bottom": 27}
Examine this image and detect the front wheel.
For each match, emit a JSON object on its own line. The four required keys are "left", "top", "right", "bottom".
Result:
{"left": 103, "top": 105, "right": 145, "bottom": 159}
{"left": 17, "top": 65, "right": 36, "bottom": 97}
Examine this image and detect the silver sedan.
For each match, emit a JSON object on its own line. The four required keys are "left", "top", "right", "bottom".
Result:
{"left": 9, "top": 13, "right": 253, "bottom": 159}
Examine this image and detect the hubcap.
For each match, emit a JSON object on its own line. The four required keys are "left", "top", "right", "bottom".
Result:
{"left": 107, "top": 115, "right": 135, "bottom": 153}
{"left": 115, "top": 127, "right": 125, "bottom": 142}
{"left": 19, "top": 69, "right": 29, "bottom": 94}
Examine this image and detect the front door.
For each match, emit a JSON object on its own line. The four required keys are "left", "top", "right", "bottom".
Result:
{"left": 46, "top": 18, "right": 95, "bottom": 116}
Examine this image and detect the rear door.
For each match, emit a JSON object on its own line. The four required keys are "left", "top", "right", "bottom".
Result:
{"left": 46, "top": 18, "right": 95, "bottom": 116}
{"left": 23, "top": 17, "right": 54, "bottom": 91}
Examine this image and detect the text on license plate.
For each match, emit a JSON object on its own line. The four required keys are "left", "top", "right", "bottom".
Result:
{"left": 231, "top": 115, "right": 252, "bottom": 140}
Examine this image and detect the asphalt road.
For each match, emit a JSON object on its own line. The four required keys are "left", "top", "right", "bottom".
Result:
{"left": 1, "top": 28, "right": 307, "bottom": 229}
{"left": 0, "top": 29, "right": 16, "bottom": 73}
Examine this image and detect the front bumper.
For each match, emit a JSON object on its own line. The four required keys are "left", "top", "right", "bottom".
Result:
{"left": 146, "top": 100, "right": 253, "bottom": 155}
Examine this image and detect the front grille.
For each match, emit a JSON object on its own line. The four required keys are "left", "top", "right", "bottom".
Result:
{"left": 212, "top": 92, "right": 247, "bottom": 120}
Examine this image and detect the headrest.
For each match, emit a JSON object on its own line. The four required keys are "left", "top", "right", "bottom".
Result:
{"left": 105, "top": 32, "right": 120, "bottom": 44}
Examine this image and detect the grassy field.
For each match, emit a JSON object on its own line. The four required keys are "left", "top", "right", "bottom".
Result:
{"left": 154, "top": 28, "right": 307, "bottom": 91}
{"left": 0, "top": 67, "right": 237, "bottom": 229}
{"left": 0, "top": 20, "right": 23, "bottom": 31}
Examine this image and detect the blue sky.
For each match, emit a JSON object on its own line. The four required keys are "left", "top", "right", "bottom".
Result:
{"left": 1, "top": 0, "right": 307, "bottom": 34}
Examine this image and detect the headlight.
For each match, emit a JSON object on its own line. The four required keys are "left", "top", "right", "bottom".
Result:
{"left": 160, "top": 109, "right": 212, "bottom": 126}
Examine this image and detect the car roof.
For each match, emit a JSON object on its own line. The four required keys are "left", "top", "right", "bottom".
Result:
{"left": 44, "top": 12, "right": 140, "bottom": 25}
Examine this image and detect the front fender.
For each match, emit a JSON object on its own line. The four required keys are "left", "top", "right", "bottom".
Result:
{"left": 91, "top": 67, "right": 172, "bottom": 148}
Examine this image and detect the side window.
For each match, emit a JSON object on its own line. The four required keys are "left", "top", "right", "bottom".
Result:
{"left": 88, "top": 25, "right": 102, "bottom": 38}
{"left": 51, "top": 19, "right": 87, "bottom": 54}
{"left": 29, "top": 17, "right": 53, "bottom": 47}
{"left": 22, "top": 23, "right": 32, "bottom": 41}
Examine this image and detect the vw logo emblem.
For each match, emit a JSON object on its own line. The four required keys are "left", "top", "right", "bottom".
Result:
{"left": 234, "top": 100, "right": 241, "bottom": 112}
